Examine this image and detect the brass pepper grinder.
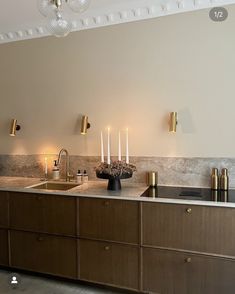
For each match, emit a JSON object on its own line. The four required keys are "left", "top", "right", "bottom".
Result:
{"left": 211, "top": 168, "right": 219, "bottom": 190}
{"left": 220, "top": 168, "right": 229, "bottom": 191}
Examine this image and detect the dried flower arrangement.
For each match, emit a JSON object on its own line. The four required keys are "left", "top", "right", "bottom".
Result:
{"left": 95, "top": 161, "right": 137, "bottom": 178}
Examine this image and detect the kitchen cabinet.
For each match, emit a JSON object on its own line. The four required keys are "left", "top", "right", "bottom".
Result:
{"left": 79, "top": 198, "right": 139, "bottom": 244}
{"left": 10, "top": 230, "right": 77, "bottom": 278}
{"left": 142, "top": 202, "right": 235, "bottom": 256}
{"left": 2, "top": 188, "right": 235, "bottom": 293}
{"left": 0, "top": 191, "right": 9, "bottom": 228}
{"left": 79, "top": 239, "right": 139, "bottom": 290}
{"left": 0, "top": 229, "right": 8, "bottom": 266}
{"left": 142, "top": 247, "right": 235, "bottom": 294}
{"left": 9, "top": 192, "right": 77, "bottom": 236}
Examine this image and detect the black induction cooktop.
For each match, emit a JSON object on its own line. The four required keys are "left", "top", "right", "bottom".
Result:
{"left": 141, "top": 185, "right": 235, "bottom": 203}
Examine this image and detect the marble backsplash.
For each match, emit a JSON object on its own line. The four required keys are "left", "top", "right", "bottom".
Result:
{"left": 0, "top": 155, "right": 235, "bottom": 188}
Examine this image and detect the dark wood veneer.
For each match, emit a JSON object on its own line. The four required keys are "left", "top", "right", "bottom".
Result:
{"left": 79, "top": 239, "right": 139, "bottom": 290}
{"left": 142, "top": 202, "right": 235, "bottom": 256}
{"left": 0, "top": 229, "right": 9, "bottom": 266}
{"left": 9, "top": 192, "right": 76, "bottom": 236}
{"left": 143, "top": 247, "right": 235, "bottom": 294}
{"left": 2, "top": 189, "right": 235, "bottom": 294}
{"left": 0, "top": 191, "right": 9, "bottom": 228}
{"left": 79, "top": 198, "right": 139, "bottom": 244}
{"left": 10, "top": 230, "right": 77, "bottom": 279}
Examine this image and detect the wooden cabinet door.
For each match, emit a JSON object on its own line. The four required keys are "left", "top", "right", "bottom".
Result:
{"left": 143, "top": 248, "right": 235, "bottom": 294}
{"left": 142, "top": 202, "right": 235, "bottom": 256}
{"left": 79, "top": 198, "right": 139, "bottom": 244}
{"left": 0, "top": 191, "right": 9, "bottom": 228}
{"left": 9, "top": 192, "right": 76, "bottom": 236}
{"left": 0, "top": 229, "right": 8, "bottom": 266}
{"left": 10, "top": 230, "right": 77, "bottom": 278}
{"left": 79, "top": 239, "right": 139, "bottom": 290}
{"left": 41, "top": 194, "right": 76, "bottom": 236}
{"left": 10, "top": 192, "right": 43, "bottom": 232}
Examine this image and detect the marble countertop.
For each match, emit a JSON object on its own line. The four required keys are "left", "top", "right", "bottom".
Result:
{"left": 0, "top": 176, "right": 147, "bottom": 198}
{"left": 0, "top": 176, "right": 41, "bottom": 189}
{"left": 0, "top": 176, "right": 235, "bottom": 208}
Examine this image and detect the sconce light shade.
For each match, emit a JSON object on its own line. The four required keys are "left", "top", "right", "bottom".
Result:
{"left": 169, "top": 112, "right": 177, "bottom": 133}
{"left": 10, "top": 119, "right": 21, "bottom": 136}
{"left": 81, "top": 116, "right": 91, "bottom": 135}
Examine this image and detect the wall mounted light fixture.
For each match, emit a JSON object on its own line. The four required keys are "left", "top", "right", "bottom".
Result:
{"left": 81, "top": 115, "right": 91, "bottom": 135}
{"left": 10, "top": 119, "right": 21, "bottom": 136}
{"left": 169, "top": 112, "right": 178, "bottom": 133}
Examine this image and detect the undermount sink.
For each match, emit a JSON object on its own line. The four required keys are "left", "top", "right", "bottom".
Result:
{"left": 27, "top": 182, "right": 80, "bottom": 191}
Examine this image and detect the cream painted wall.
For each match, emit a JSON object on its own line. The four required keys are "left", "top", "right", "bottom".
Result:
{"left": 1, "top": 6, "right": 235, "bottom": 157}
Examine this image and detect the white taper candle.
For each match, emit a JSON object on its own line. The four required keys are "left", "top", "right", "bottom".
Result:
{"left": 44, "top": 157, "right": 48, "bottom": 175}
{"left": 126, "top": 128, "right": 129, "bottom": 164}
{"left": 107, "top": 127, "right": 111, "bottom": 165}
{"left": 118, "top": 131, "right": 121, "bottom": 161}
{"left": 101, "top": 131, "right": 104, "bottom": 163}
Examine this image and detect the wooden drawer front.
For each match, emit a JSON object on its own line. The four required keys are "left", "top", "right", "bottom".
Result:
{"left": 142, "top": 202, "right": 235, "bottom": 256}
{"left": 10, "top": 230, "right": 77, "bottom": 278}
{"left": 143, "top": 248, "right": 235, "bottom": 294}
{"left": 0, "top": 229, "right": 8, "bottom": 266}
{"left": 10, "top": 192, "right": 43, "bottom": 232}
{"left": 79, "top": 239, "right": 139, "bottom": 290}
{"left": 40, "top": 194, "right": 76, "bottom": 236}
{"left": 10, "top": 192, "right": 76, "bottom": 236}
{"left": 79, "top": 198, "right": 139, "bottom": 244}
{"left": 0, "top": 191, "right": 9, "bottom": 228}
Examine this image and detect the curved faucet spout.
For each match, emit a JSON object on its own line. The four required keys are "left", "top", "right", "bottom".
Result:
{"left": 57, "top": 148, "right": 73, "bottom": 182}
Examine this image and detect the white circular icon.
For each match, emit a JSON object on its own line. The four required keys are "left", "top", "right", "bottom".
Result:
{"left": 11, "top": 276, "right": 18, "bottom": 284}
{"left": 8, "top": 273, "right": 21, "bottom": 288}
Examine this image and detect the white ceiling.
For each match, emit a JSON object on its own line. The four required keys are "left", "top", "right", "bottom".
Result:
{"left": 0, "top": 0, "right": 235, "bottom": 44}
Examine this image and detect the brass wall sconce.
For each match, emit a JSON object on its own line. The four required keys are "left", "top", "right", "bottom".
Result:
{"left": 10, "top": 119, "right": 21, "bottom": 136}
{"left": 81, "top": 115, "right": 91, "bottom": 135}
{"left": 169, "top": 112, "right": 178, "bottom": 133}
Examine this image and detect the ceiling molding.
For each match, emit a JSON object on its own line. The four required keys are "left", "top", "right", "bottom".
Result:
{"left": 0, "top": 0, "right": 234, "bottom": 44}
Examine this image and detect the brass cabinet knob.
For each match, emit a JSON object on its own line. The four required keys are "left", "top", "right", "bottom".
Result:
{"left": 186, "top": 208, "right": 192, "bottom": 214}
{"left": 185, "top": 257, "right": 192, "bottom": 263}
{"left": 104, "top": 246, "right": 110, "bottom": 251}
{"left": 37, "top": 196, "right": 43, "bottom": 201}
{"left": 104, "top": 201, "right": 110, "bottom": 206}
{"left": 37, "top": 236, "right": 44, "bottom": 242}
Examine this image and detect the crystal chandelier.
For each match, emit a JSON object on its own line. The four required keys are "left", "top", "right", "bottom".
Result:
{"left": 38, "top": 0, "right": 91, "bottom": 37}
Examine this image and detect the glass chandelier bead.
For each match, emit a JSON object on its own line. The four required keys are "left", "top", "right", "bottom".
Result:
{"left": 37, "top": 0, "right": 57, "bottom": 17}
{"left": 68, "top": 0, "right": 91, "bottom": 13}
{"left": 46, "top": 10, "right": 72, "bottom": 37}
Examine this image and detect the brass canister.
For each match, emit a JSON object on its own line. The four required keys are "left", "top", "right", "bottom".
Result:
{"left": 147, "top": 171, "right": 158, "bottom": 187}
{"left": 220, "top": 191, "right": 228, "bottom": 202}
{"left": 220, "top": 168, "right": 229, "bottom": 191}
{"left": 211, "top": 190, "right": 219, "bottom": 202}
{"left": 211, "top": 168, "right": 219, "bottom": 190}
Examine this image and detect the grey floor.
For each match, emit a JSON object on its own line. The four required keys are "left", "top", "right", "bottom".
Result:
{"left": 0, "top": 269, "right": 123, "bottom": 294}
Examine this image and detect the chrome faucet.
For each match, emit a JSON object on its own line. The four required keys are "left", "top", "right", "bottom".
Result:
{"left": 57, "top": 148, "right": 73, "bottom": 182}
